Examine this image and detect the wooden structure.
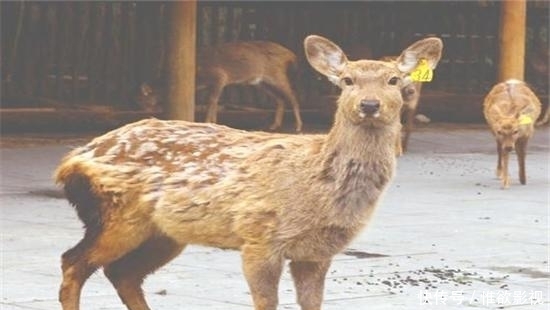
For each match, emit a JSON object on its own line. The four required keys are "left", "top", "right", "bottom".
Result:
{"left": 168, "top": 1, "right": 197, "bottom": 121}
{"left": 499, "top": 0, "right": 527, "bottom": 81}
{"left": 1, "top": 1, "right": 548, "bottom": 132}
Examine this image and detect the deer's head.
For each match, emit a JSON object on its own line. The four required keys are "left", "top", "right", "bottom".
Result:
{"left": 304, "top": 35, "right": 443, "bottom": 128}
{"left": 493, "top": 116, "right": 521, "bottom": 152}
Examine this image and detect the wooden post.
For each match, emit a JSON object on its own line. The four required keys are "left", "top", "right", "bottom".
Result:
{"left": 167, "top": 0, "right": 197, "bottom": 121}
{"left": 498, "top": 0, "right": 526, "bottom": 82}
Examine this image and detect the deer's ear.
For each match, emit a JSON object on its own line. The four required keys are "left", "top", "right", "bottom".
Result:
{"left": 304, "top": 35, "right": 348, "bottom": 81}
{"left": 396, "top": 37, "right": 443, "bottom": 73}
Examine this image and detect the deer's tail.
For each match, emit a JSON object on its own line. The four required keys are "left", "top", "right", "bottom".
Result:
{"left": 55, "top": 159, "right": 103, "bottom": 232}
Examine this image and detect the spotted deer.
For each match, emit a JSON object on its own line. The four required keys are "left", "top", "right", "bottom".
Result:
{"left": 483, "top": 79, "right": 542, "bottom": 189}
{"left": 55, "top": 34, "right": 443, "bottom": 310}
{"left": 137, "top": 40, "right": 304, "bottom": 132}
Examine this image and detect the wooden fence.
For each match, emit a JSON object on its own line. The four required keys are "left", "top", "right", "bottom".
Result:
{"left": 1, "top": 1, "right": 548, "bottom": 111}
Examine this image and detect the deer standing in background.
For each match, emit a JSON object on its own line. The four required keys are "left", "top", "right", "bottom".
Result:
{"left": 483, "top": 79, "right": 541, "bottom": 189}
{"left": 55, "top": 34, "right": 442, "bottom": 310}
{"left": 379, "top": 55, "right": 425, "bottom": 156}
{"left": 137, "top": 41, "right": 303, "bottom": 132}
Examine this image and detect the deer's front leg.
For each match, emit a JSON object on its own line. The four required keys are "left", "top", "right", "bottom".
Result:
{"left": 394, "top": 123, "right": 403, "bottom": 157}
{"left": 268, "top": 96, "right": 285, "bottom": 132}
{"left": 402, "top": 106, "right": 415, "bottom": 153}
{"left": 515, "top": 137, "right": 528, "bottom": 185}
{"left": 241, "top": 245, "right": 284, "bottom": 310}
{"left": 500, "top": 146, "right": 511, "bottom": 189}
{"left": 496, "top": 140, "right": 503, "bottom": 179}
{"left": 289, "top": 260, "right": 331, "bottom": 310}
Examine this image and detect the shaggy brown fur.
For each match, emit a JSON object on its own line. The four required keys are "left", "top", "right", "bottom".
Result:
{"left": 483, "top": 79, "right": 542, "bottom": 189}
{"left": 55, "top": 35, "right": 443, "bottom": 310}
{"left": 136, "top": 41, "right": 304, "bottom": 132}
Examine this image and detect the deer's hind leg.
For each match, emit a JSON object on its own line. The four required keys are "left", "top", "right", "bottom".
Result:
{"left": 60, "top": 222, "right": 154, "bottom": 310}
{"left": 498, "top": 144, "right": 511, "bottom": 189}
{"left": 401, "top": 103, "right": 417, "bottom": 153}
{"left": 515, "top": 137, "right": 528, "bottom": 185}
{"left": 261, "top": 76, "right": 303, "bottom": 132}
{"left": 59, "top": 230, "right": 100, "bottom": 310}
{"left": 104, "top": 235, "right": 185, "bottom": 310}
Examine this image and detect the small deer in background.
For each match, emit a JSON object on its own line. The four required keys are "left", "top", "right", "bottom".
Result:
{"left": 137, "top": 41, "right": 303, "bottom": 132}
{"left": 483, "top": 79, "right": 542, "bottom": 189}
{"left": 379, "top": 55, "right": 425, "bottom": 156}
{"left": 55, "top": 34, "right": 442, "bottom": 310}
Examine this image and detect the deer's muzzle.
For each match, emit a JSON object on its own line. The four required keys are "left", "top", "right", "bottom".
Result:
{"left": 503, "top": 145, "right": 514, "bottom": 153}
{"left": 359, "top": 99, "right": 381, "bottom": 118}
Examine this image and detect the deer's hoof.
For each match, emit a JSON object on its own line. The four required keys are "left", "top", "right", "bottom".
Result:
{"left": 501, "top": 177, "right": 510, "bottom": 189}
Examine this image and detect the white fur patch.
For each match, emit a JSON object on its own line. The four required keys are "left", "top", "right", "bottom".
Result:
{"left": 134, "top": 142, "right": 158, "bottom": 158}
{"left": 505, "top": 79, "right": 523, "bottom": 85}
{"left": 397, "top": 51, "right": 418, "bottom": 73}
{"left": 328, "top": 75, "right": 340, "bottom": 86}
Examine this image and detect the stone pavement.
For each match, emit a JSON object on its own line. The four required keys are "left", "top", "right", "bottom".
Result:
{"left": 1, "top": 124, "right": 549, "bottom": 310}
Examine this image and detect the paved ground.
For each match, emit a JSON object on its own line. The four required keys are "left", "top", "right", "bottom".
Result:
{"left": 1, "top": 124, "right": 549, "bottom": 310}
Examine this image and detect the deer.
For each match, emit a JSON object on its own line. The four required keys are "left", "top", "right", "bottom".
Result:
{"left": 378, "top": 55, "right": 427, "bottom": 156}
{"left": 54, "top": 34, "right": 443, "bottom": 310}
{"left": 136, "top": 40, "right": 304, "bottom": 132}
{"left": 483, "top": 79, "right": 542, "bottom": 189}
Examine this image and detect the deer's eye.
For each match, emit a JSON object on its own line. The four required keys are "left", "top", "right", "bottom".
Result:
{"left": 342, "top": 77, "right": 354, "bottom": 86}
{"left": 497, "top": 130, "right": 503, "bottom": 135}
{"left": 513, "top": 130, "right": 519, "bottom": 135}
{"left": 388, "top": 76, "right": 400, "bottom": 85}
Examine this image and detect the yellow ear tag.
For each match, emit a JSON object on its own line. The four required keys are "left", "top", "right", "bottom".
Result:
{"left": 410, "top": 59, "right": 433, "bottom": 82}
{"left": 519, "top": 115, "right": 533, "bottom": 125}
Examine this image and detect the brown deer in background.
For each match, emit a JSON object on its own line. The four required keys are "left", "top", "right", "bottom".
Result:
{"left": 55, "top": 34, "right": 442, "bottom": 310}
{"left": 137, "top": 41, "right": 304, "bottom": 132}
{"left": 378, "top": 56, "right": 425, "bottom": 156}
{"left": 483, "top": 79, "right": 542, "bottom": 189}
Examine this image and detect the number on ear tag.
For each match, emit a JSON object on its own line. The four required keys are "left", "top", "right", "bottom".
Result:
{"left": 410, "top": 59, "right": 433, "bottom": 82}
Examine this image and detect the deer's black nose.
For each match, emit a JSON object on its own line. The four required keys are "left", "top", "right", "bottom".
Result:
{"left": 360, "top": 100, "right": 380, "bottom": 115}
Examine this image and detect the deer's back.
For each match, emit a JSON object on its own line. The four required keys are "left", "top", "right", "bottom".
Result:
{"left": 198, "top": 41, "right": 297, "bottom": 83}
{"left": 55, "top": 118, "right": 321, "bottom": 209}
{"left": 483, "top": 80, "right": 542, "bottom": 126}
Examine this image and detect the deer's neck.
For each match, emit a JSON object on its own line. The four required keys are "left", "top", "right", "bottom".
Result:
{"left": 317, "top": 117, "right": 399, "bottom": 223}
{"left": 323, "top": 115, "right": 399, "bottom": 164}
